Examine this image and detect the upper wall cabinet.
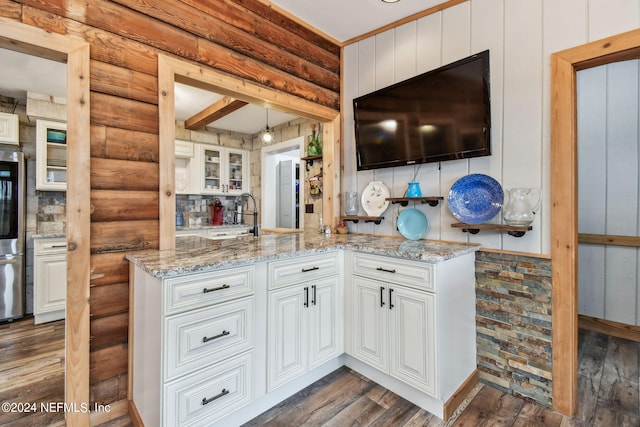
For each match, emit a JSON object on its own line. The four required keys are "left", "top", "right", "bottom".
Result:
{"left": 36, "top": 119, "right": 66, "bottom": 191}
{"left": 0, "top": 112, "right": 19, "bottom": 145}
{"left": 196, "top": 144, "right": 249, "bottom": 196}
{"left": 175, "top": 139, "right": 195, "bottom": 195}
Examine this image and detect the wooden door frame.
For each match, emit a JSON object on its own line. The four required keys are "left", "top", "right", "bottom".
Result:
{"left": 551, "top": 28, "right": 640, "bottom": 416}
{"left": 0, "top": 18, "right": 91, "bottom": 426}
{"left": 156, "top": 54, "right": 341, "bottom": 250}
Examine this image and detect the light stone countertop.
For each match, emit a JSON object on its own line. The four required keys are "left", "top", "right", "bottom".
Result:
{"left": 126, "top": 231, "right": 480, "bottom": 279}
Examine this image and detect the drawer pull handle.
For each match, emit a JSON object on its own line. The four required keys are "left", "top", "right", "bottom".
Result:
{"left": 202, "top": 330, "right": 230, "bottom": 343}
{"left": 389, "top": 288, "right": 394, "bottom": 309}
{"left": 380, "top": 286, "right": 386, "bottom": 307}
{"left": 203, "top": 284, "right": 230, "bottom": 293}
{"left": 202, "top": 388, "right": 229, "bottom": 405}
{"left": 312, "top": 285, "right": 317, "bottom": 305}
{"left": 302, "top": 266, "right": 320, "bottom": 273}
{"left": 50, "top": 244, "right": 67, "bottom": 248}
{"left": 304, "top": 287, "right": 309, "bottom": 307}
{"left": 376, "top": 267, "right": 396, "bottom": 273}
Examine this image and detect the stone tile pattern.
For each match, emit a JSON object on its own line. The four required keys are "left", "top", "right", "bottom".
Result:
{"left": 475, "top": 250, "right": 553, "bottom": 407}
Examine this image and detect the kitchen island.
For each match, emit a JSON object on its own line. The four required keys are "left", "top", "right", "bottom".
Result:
{"left": 127, "top": 232, "right": 480, "bottom": 426}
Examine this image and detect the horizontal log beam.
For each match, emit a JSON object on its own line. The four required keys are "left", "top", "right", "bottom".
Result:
{"left": 185, "top": 96, "right": 248, "bottom": 130}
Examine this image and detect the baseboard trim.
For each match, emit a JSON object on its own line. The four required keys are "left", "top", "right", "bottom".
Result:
{"left": 128, "top": 399, "right": 144, "bottom": 427}
{"left": 579, "top": 314, "right": 640, "bottom": 343}
{"left": 443, "top": 369, "right": 478, "bottom": 420}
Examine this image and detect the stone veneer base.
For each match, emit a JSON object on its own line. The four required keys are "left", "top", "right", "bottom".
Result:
{"left": 475, "top": 250, "right": 553, "bottom": 407}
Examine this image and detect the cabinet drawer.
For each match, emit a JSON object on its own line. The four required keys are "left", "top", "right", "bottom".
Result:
{"left": 164, "top": 351, "right": 253, "bottom": 427}
{"left": 268, "top": 252, "right": 340, "bottom": 289}
{"left": 164, "top": 266, "right": 254, "bottom": 314}
{"left": 34, "top": 237, "right": 67, "bottom": 254}
{"left": 165, "top": 297, "right": 253, "bottom": 380}
{"left": 352, "top": 252, "right": 434, "bottom": 291}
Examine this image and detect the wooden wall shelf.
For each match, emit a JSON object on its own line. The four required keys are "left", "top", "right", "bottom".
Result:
{"left": 386, "top": 196, "right": 443, "bottom": 207}
{"left": 451, "top": 222, "right": 532, "bottom": 237}
{"left": 342, "top": 216, "right": 384, "bottom": 225}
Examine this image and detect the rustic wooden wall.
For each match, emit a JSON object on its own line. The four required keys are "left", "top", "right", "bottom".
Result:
{"left": 1, "top": 0, "right": 340, "bottom": 408}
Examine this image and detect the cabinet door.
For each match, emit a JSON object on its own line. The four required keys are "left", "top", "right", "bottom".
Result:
{"left": 267, "top": 285, "right": 308, "bottom": 391}
{"left": 200, "top": 145, "right": 224, "bottom": 194}
{"left": 36, "top": 119, "right": 67, "bottom": 191}
{"left": 34, "top": 253, "right": 66, "bottom": 323}
{"left": 308, "top": 276, "right": 341, "bottom": 369}
{"left": 389, "top": 285, "right": 436, "bottom": 396}
{"left": 351, "top": 276, "right": 388, "bottom": 371}
{"left": 225, "top": 148, "right": 249, "bottom": 195}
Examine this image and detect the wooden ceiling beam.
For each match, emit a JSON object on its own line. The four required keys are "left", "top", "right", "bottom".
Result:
{"left": 184, "top": 96, "right": 248, "bottom": 130}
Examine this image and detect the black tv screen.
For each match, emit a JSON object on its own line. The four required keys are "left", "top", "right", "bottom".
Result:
{"left": 353, "top": 50, "right": 491, "bottom": 171}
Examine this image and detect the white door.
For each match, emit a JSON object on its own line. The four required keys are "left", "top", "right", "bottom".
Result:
{"left": 308, "top": 276, "right": 341, "bottom": 369}
{"left": 267, "top": 285, "right": 307, "bottom": 391}
{"left": 351, "top": 276, "right": 388, "bottom": 371}
{"left": 389, "top": 285, "right": 436, "bottom": 395}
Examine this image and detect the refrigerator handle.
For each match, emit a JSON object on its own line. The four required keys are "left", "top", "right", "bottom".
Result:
{"left": 0, "top": 254, "right": 18, "bottom": 264}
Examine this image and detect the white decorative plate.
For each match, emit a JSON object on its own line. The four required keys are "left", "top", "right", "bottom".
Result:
{"left": 361, "top": 181, "right": 390, "bottom": 217}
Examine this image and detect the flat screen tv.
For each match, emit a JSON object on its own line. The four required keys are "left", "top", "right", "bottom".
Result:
{"left": 353, "top": 50, "right": 491, "bottom": 171}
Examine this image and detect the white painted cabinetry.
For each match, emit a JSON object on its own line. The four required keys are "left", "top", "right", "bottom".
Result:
{"left": 33, "top": 237, "right": 67, "bottom": 324}
{"left": 346, "top": 251, "right": 476, "bottom": 419}
{"left": 175, "top": 139, "right": 195, "bottom": 194}
{"left": 131, "top": 264, "right": 255, "bottom": 427}
{"left": 0, "top": 112, "right": 19, "bottom": 144}
{"left": 195, "top": 144, "right": 249, "bottom": 195}
{"left": 36, "top": 119, "right": 67, "bottom": 191}
{"left": 267, "top": 252, "right": 342, "bottom": 391}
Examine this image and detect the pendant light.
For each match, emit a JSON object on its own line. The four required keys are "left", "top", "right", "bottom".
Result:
{"left": 261, "top": 108, "right": 274, "bottom": 143}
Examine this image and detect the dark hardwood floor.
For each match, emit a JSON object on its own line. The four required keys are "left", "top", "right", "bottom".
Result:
{"left": 2, "top": 318, "right": 638, "bottom": 426}
{"left": 0, "top": 317, "right": 65, "bottom": 427}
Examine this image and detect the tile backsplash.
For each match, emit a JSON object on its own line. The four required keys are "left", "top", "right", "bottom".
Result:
{"left": 176, "top": 194, "right": 246, "bottom": 226}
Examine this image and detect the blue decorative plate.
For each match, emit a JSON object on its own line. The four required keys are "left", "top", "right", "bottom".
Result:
{"left": 448, "top": 174, "right": 503, "bottom": 224}
{"left": 397, "top": 208, "right": 429, "bottom": 240}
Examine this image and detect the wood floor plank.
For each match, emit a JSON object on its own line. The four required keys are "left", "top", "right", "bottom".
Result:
{"left": 575, "top": 330, "right": 608, "bottom": 423}
{"left": 322, "top": 395, "right": 386, "bottom": 426}
{"left": 595, "top": 335, "right": 639, "bottom": 418}
{"left": 511, "top": 401, "right": 564, "bottom": 427}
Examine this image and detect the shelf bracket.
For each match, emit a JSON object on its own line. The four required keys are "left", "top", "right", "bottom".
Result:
{"left": 423, "top": 200, "right": 440, "bottom": 207}
{"left": 461, "top": 228, "right": 480, "bottom": 235}
{"left": 508, "top": 230, "right": 526, "bottom": 238}
{"left": 365, "top": 218, "right": 383, "bottom": 225}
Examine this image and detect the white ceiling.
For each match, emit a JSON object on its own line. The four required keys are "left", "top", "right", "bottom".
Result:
{"left": 1, "top": 1, "right": 448, "bottom": 134}
{"left": 270, "top": 0, "right": 448, "bottom": 42}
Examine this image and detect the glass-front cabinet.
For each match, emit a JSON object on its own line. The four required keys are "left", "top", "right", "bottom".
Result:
{"left": 198, "top": 144, "right": 249, "bottom": 195}
{"left": 36, "top": 119, "right": 67, "bottom": 191}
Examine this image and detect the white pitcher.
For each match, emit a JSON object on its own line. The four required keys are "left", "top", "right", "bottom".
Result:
{"left": 503, "top": 188, "right": 541, "bottom": 226}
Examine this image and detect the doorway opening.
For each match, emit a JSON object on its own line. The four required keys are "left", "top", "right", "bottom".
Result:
{"left": 261, "top": 137, "right": 303, "bottom": 230}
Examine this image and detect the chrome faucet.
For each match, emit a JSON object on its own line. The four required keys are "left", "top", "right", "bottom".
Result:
{"left": 240, "top": 193, "right": 259, "bottom": 237}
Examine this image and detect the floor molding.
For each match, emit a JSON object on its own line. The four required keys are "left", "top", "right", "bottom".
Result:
{"left": 443, "top": 369, "right": 478, "bottom": 420}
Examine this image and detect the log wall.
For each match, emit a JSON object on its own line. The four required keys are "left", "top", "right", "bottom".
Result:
{"left": 1, "top": 0, "right": 340, "bottom": 409}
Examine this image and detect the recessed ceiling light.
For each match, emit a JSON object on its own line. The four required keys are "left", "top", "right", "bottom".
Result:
{"left": 381, "top": 0, "right": 400, "bottom": 3}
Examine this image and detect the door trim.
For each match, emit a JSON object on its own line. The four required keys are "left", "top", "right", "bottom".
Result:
{"left": 551, "top": 27, "right": 640, "bottom": 416}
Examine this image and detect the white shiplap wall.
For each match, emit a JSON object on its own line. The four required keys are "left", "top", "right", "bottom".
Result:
{"left": 342, "top": 0, "right": 640, "bottom": 254}
{"left": 578, "top": 61, "right": 640, "bottom": 325}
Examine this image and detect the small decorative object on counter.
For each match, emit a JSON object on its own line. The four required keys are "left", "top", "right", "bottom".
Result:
{"left": 209, "top": 198, "right": 224, "bottom": 225}
{"left": 307, "top": 123, "right": 322, "bottom": 156}
{"left": 175, "top": 212, "right": 184, "bottom": 226}
{"left": 336, "top": 221, "right": 348, "bottom": 234}
{"left": 406, "top": 181, "right": 422, "bottom": 198}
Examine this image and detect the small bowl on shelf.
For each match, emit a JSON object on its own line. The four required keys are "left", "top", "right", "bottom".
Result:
{"left": 47, "top": 129, "right": 67, "bottom": 143}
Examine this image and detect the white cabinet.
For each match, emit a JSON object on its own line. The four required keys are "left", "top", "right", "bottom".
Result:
{"left": 0, "top": 112, "right": 19, "bottom": 144}
{"left": 348, "top": 251, "right": 476, "bottom": 417}
{"left": 267, "top": 253, "right": 342, "bottom": 391}
{"left": 33, "top": 237, "right": 67, "bottom": 324}
{"left": 175, "top": 139, "right": 195, "bottom": 194}
{"left": 352, "top": 275, "right": 436, "bottom": 395}
{"left": 196, "top": 144, "right": 249, "bottom": 195}
{"left": 36, "top": 119, "right": 67, "bottom": 191}
{"left": 131, "top": 264, "right": 256, "bottom": 427}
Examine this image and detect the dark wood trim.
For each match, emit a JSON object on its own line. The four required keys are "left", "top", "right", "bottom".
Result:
{"left": 443, "top": 369, "right": 479, "bottom": 420}
{"left": 578, "top": 315, "right": 640, "bottom": 344}
{"left": 128, "top": 399, "right": 144, "bottom": 427}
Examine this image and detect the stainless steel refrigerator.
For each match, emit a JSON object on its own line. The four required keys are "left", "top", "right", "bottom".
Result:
{"left": 0, "top": 151, "right": 24, "bottom": 321}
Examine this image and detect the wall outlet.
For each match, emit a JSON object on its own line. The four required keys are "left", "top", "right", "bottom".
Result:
{"left": 305, "top": 204, "right": 314, "bottom": 213}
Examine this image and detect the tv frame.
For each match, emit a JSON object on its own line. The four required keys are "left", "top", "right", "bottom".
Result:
{"left": 353, "top": 50, "right": 491, "bottom": 171}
